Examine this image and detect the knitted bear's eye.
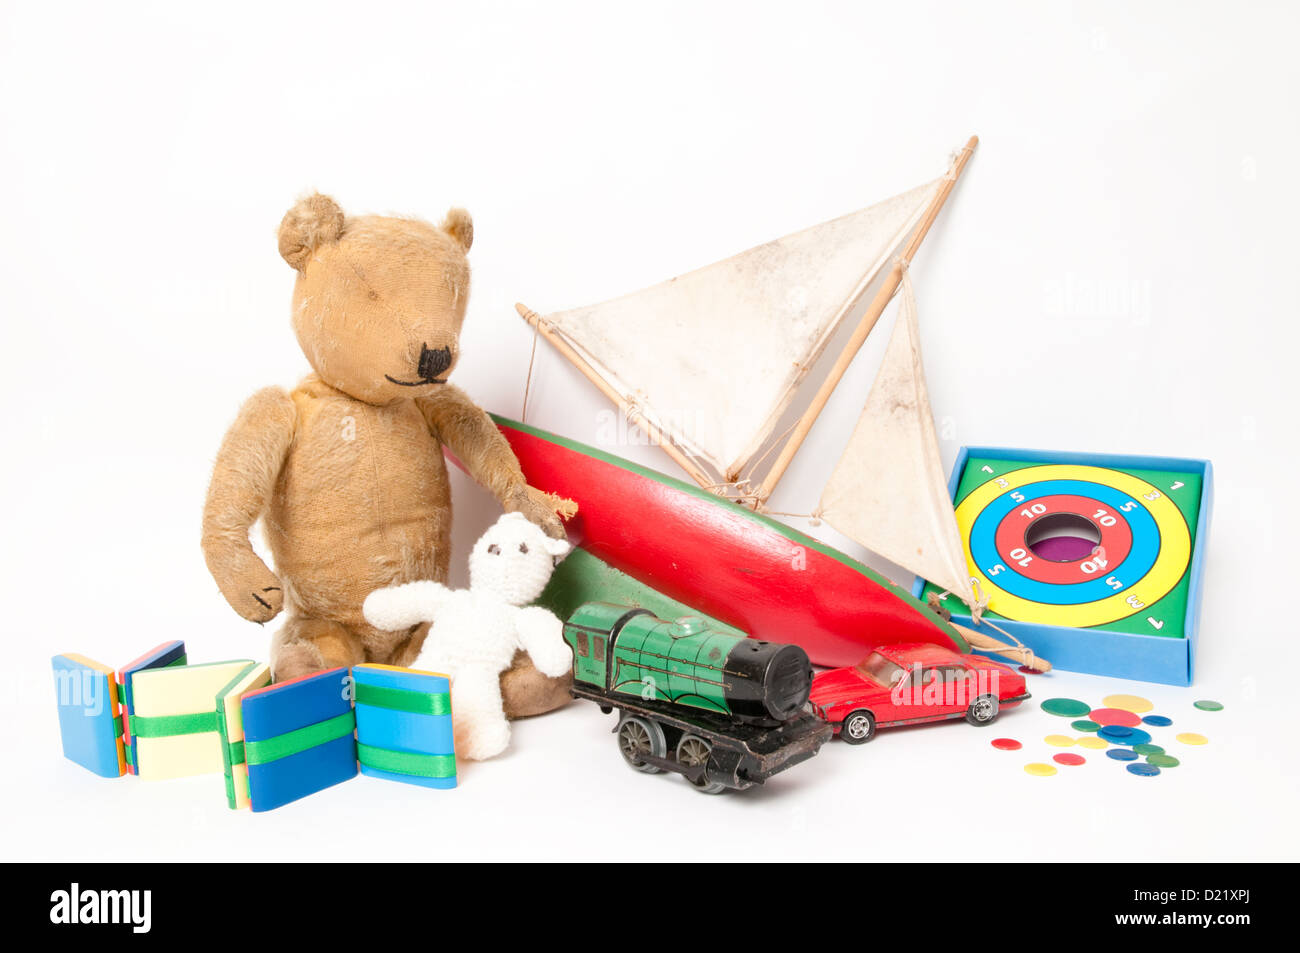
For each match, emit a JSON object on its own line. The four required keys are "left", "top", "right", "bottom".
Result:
{"left": 488, "top": 544, "right": 500, "bottom": 555}
{"left": 519, "top": 543, "right": 529, "bottom": 554}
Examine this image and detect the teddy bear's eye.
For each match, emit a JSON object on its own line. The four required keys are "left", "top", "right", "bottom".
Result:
{"left": 488, "top": 544, "right": 500, "bottom": 555}
{"left": 519, "top": 543, "right": 529, "bottom": 554}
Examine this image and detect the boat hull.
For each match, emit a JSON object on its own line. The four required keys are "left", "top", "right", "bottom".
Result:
{"left": 490, "top": 416, "right": 968, "bottom": 667}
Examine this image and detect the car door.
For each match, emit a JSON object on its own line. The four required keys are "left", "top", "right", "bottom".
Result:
{"left": 883, "top": 663, "right": 936, "bottom": 725}
{"left": 935, "top": 664, "right": 976, "bottom": 716}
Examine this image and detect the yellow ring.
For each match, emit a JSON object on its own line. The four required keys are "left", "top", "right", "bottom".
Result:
{"left": 955, "top": 464, "right": 1191, "bottom": 627}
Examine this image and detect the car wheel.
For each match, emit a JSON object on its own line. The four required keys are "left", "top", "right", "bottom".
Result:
{"left": 840, "top": 709, "right": 876, "bottom": 744}
{"left": 966, "top": 694, "right": 1000, "bottom": 726}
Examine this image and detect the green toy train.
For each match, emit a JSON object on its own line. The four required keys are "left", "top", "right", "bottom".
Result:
{"left": 564, "top": 602, "right": 832, "bottom": 794}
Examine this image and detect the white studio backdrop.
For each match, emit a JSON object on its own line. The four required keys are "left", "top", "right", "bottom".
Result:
{"left": 1, "top": 1, "right": 1297, "bottom": 861}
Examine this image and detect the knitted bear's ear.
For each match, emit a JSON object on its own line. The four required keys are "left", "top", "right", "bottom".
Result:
{"left": 278, "top": 193, "right": 345, "bottom": 271}
{"left": 441, "top": 207, "right": 473, "bottom": 251}
{"left": 542, "top": 536, "right": 572, "bottom": 559}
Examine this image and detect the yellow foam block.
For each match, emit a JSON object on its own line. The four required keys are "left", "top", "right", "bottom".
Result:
{"left": 132, "top": 660, "right": 252, "bottom": 781}
{"left": 218, "top": 663, "right": 271, "bottom": 809}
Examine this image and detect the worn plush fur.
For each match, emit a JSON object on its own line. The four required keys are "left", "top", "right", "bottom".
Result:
{"left": 202, "top": 193, "right": 574, "bottom": 718}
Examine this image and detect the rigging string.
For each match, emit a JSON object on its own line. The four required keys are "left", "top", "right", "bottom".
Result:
{"left": 927, "top": 580, "right": 1047, "bottom": 670}
{"left": 521, "top": 313, "right": 543, "bottom": 424}
{"left": 761, "top": 505, "right": 823, "bottom": 527}
{"left": 740, "top": 417, "right": 803, "bottom": 494}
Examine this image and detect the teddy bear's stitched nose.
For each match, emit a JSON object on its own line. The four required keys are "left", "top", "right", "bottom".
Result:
{"left": 417, "top": 344, "right": 452, "bottom": 382}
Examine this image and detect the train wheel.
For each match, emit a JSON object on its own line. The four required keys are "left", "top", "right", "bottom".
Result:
{"left": 616, "top": 715, "right": 666, "bottom": 773}
{"left": 965, "top": 694, "right": 1000, "bottom": 726}
{"left": 676, "top": 734, "right": 727, "bottom": 795}
{"left": 840, "top": 710, "right": 876, "bottom": 744}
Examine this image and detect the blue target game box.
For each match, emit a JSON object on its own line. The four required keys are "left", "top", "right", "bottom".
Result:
{"left": 913, "top": 446, "right": 1213, "bottom": 686}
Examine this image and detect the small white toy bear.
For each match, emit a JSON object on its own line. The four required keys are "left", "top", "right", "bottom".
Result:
{"left": 362, "top": 513, "right": 573, "bottom": 761}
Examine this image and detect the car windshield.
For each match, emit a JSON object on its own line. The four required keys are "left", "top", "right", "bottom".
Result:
{"left": 854, "top": 652, "right": 906, "bottom": 688}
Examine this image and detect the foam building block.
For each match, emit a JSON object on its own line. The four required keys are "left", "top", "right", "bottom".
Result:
{"left": 241, "top": 667, "right": 357, "bottom": 812}
{"left": 353, "top": 664, "right": 457, "bottom": 790}
{"left": 118, "top": 640, "right": 187, "bottom": 774}
{"left": 215, "top": 662, "right": 272, "bottom": 809}
{"left": 52, "top": 654, "right": 126, "bottom": 778}
{"left": 129, "top": 659, "right": 253, "bottom": 780}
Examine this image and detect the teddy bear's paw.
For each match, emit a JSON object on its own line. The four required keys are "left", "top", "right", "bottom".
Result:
{"left": 458, "top": 719, "right": 511, "bottom": 761}
{"left": 204, "top": 539, "right": 286, "bottom": 624}
{"left": 221, "top": 564, "right": 284, "bottom": 624}
{"left": 506, "top": 486, "right": 575, "bottom": 540}
{"left": 247, "top": 583, "right": 285, "bottom": 623}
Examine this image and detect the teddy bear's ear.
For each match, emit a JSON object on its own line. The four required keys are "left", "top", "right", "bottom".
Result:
{"left": 277, "top": 193, "right": 345, "bottom": 271}
{"left": 441, "top": 207, "right": 473, "bottom": 252}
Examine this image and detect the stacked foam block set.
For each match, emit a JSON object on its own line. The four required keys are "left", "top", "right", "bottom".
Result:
{"left": 51, "top": 643, "right": 456, "bottom": 811}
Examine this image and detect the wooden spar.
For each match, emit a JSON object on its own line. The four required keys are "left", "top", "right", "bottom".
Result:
{"left": 752, "top": 135, "right": 979, "bottom": 507}
{"left": 514, "top": 303, "right": 716, "bottom": 489}
{"left": 954, "top": 622, "right": 1052, "bottom": 673}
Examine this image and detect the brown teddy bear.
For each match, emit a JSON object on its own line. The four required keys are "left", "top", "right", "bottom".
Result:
{"left": 201, "top": 193, "right": 574, "bottom": 718}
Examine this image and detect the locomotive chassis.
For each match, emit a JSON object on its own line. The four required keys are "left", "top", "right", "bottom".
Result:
{"left": 572, "top": 683, "right": 832, "bottom": 791}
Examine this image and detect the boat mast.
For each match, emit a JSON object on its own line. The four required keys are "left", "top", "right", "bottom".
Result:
{"left": 752, "top": 135, "right": 979, "bottom": 508}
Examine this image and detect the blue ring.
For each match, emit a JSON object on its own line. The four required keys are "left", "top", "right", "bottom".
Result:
{"left": 969, "top": 480, "right": 1159, "bottom": 606}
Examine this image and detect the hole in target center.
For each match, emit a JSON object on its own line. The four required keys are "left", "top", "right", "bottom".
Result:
{"left": 1025, "top": 512, "right": 1102, "bottom": 562}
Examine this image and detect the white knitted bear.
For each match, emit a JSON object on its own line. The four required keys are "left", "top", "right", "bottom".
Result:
{"left": 362, "top": 513, "right": 573, "bottom": 761}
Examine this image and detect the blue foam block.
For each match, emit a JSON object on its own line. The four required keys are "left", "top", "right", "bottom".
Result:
{"left": 52, "top": 655, "right": 123, "bottom": 778}
{"left": 353, "top": 665, "right": 457, "bottom": 790}
{"left": 242, "top": 667, "right": 357, "bottom": 812}
{"left": 118, "top": 640, "right": 186, "bottom": 773}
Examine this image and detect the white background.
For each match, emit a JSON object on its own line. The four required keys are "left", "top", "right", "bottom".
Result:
{"left": 2, "top": 1, "right": 1297, "bottom": 861}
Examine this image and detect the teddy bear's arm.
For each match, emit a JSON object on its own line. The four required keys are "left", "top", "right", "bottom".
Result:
{"left": 362, "top": 580, "right": 454, "bottom": 631}
{"left": 513, "top": 606, "right": 573, "bottom": 679}
{"left": 415, "top": 386, "right": 574, "bottom": 538}
{"left": 201, "top": 387, "right": 296, "bottom": 624}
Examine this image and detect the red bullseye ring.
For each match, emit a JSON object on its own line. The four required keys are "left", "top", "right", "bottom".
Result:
{"left": 994, "top": 494, "right": 1133, "bottom": 586}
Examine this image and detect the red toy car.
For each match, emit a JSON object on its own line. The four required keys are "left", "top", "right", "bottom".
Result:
{"left": 809, "top": 643, "right": 1030, "bottom": 743}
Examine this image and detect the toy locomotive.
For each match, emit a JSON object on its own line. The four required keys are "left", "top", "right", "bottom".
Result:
{"left": 564, "top": 602, "right": 831, "bottom": 793}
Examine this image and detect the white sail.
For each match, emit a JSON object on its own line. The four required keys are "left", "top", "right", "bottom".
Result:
{"left": 539, "top": 179, "right": 942, "bottom": 478}
{"left": 819, "top": 272, "right": 976, "bottom": 605}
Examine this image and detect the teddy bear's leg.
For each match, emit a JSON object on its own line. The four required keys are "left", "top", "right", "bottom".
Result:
{"left": 500, "top": 650, "right": 573, "bottom": 720}
{"left": 271, "top": 615, "right": 367, "bottom": 681}
{"left": 451, "top": 666, "right": 512, "bottom": 761}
